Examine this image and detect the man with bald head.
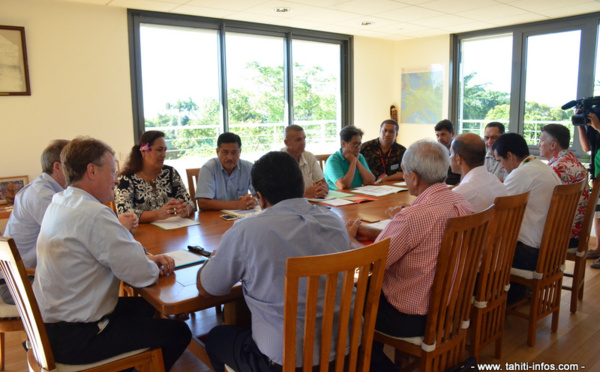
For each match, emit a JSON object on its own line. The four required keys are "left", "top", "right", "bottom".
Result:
{"left": 450, "top": 133, "right": 507, "bottom": 212}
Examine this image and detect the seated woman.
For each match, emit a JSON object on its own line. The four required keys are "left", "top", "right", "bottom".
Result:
{"left": 115, "top": 130, "right": 194, "bottom": 223}
{"left": 324, "top": 126, "right": 376, "bottom": 190}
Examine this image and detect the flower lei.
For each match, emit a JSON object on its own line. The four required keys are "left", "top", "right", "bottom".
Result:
{"left": 140, "top": 143, "right": 151, "bottom": 153}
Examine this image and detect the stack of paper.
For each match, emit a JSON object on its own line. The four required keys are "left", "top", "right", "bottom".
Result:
{"left": 352, "top": 185, "right": 406, "bottom": 196}
{"left": 221, "top": 206, "right": 262, "bottom": 218}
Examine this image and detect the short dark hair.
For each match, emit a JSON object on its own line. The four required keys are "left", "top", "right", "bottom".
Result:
{"left": 451, "top": 134, "right": 485, "bottom": 168}
{"left": 120, "top": 130, "right": 165, "bottom": 176}
{"left": 251, "top": 152, "right": 304, "bottom": 205}
{"left": 485, "top": 121, "right": 505, "bottom": 134}
{"left": 340, "top": 126, "right": 363, "bottom": 142}
{"left": 542, "top": 124, "right": 570, "bottom": 150}
{"left": 61, "top": 137, "right": 114, "bottom": 186}
{"left": 492, "top": 133, "right": 529, "bottom": 160}
{"left": 217, "top": 132, "right": 242, "bottom": 148}
{"left": 380, "top": 119, "right": 399, "bottom": 132}
{"left": 41, "top": 139, "right": 69, "bottom": 174}
{"left": 285, "top": 124, "right": 304, "bottom": 137}
{"left": 435, "top": 119, "right": 454, "bottom": 133}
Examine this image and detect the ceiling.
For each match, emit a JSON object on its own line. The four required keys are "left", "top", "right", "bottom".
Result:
{"left": 60, "top": 0, "right": 600, "bottom": 40}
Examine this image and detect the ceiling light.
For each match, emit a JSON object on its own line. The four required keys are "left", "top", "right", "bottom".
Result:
{"left": 273, "top": 7, "right": 291, "bottom": 13}
{"left": 361, "top": 21, "right": 374, "bottom": 26}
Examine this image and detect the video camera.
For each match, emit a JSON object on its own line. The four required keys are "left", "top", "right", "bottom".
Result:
{"left": 562, "top": 96, "right": 600, "bottom": 126}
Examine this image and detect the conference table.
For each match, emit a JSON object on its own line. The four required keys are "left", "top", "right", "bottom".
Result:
{"left": 131, "top": 183, "right": 416, "bottom": 365}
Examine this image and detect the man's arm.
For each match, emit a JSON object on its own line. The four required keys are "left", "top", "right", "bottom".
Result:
{"left": 197, "top": 195, "right": 256, "bottom": 211}
{"left": 196, "top": 264, "right": 214, "bottom": 299}
{"left": 357, "top": 156, "right": 376, "bottom": 185}
{"left": 381, "top": 172, "right": 404, "bottom": 182}
{"left": 578, "top": 126, "right": 591, "bottom": 152}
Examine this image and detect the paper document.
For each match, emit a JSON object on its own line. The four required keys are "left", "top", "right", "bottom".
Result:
{"left": 352, "top": 185, "right": 405, "bottom": 196}
{"left": 367, "top": 219, "right": 392, "bottom": 230}
{"left": 306, "top": 190, "right": 353, "bottom": 202}
{"left": 319, "top": 198, "right": 355, "bottom": 206}
{"left": 151, "top": 216, "right": 200, "bottom": 230}
{"left": 221, "top": 207, "right": 262, "bottom": 218}
{"left": 162, "top": 249, "right": 207, "bottom": 269}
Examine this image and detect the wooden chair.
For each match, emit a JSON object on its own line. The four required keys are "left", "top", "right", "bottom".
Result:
{"left": 563, "top": 175, "right": 599, "bottom": 313}
{"left": 373, "top": 207, "right": 494, "bottom": 372}
{"left": 0, "top": 298, "right": 23, "bottom": 371}
{"left": 0, "top": 237, "right": 166, "bottom": 372}
{"left": 508, "top": 181, "right": 584, "bottom": 346}
{"left": 470, "top": 192, "right": 529, "bottom": 359}
{"left": 186, "top": 168, "right": 201, "bottom": 211}
{"left": 283, "top": 238, "right": 390, "bottom": 372}
{"left": 315, "top": 154, "right": 330, "bottom": 172}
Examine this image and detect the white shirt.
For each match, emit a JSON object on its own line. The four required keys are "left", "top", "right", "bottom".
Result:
{"left": 485, "top": 149, "right": 506, "bottom": 182}
{"left": 452, "top": 166, "right": 507, "bottom": 213}
{"left": 4, "top": 173, "right": 63, "bottom": 268}
{"left": 282, "top": 149, "right": 324, "bottom": 191}
{"left": 33, "top": 187, "right": 159, "bottom": 323}
{"left": 504, "top": 157, "right": 561, "bottom": 248}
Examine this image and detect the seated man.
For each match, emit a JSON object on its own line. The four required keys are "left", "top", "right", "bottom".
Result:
{"left": 450, "top": 133, "right": 507, "bottom": 212}
{"left": 434, "top": 119, "right": 461, "bottom": 185}
{"left": 493, "top": 133, "right": 561, "bottom": 302}
{"left": 282, "top": 124, "right": 328, "bottom": 198}
{"left": 197, "top": 151, "right": 350, "bottom": 372}
{"left": 2, "top": 139, "right": 138, "bottom": 304}
{"left": 360, "top": 119, "right": 406, "bottom": 182}
{"left": 196, "top": 132, "right": 256, "bottom": 211}
{"left": 33, "top": 137, "right": 191, "bottom": 371}
{"left": 539, "top": 124, "right": 590, "bottom": 248}
{"left": 347, "top": 140, "right": 474, "bottom": 371}
{"left": 483, "top": 121, "right": 507, "bottom": 181}
{"left": 324, "top": 126, "right": 375, "bottom": 190}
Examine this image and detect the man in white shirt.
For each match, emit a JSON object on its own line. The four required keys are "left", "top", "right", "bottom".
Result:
{"left": 450, "top": 133, "right": 507, "bottom": 212}
{"left": 33, "top": 137, "right": 191, "bottom": 370}
{"left": 282, "top": 125, "right": 328, "bottom": 198}
{"left": 483, "top": 122, "right": 507, "bottom": 181}
{"left": 492, "top": 133, "right": 561, "bottom": 302}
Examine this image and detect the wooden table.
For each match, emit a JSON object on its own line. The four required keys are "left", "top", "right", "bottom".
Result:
{"left": 131, "top": 185, "right": 415, "bottom": 366}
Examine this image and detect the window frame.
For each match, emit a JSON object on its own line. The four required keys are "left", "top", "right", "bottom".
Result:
{"left": 127, "top": 9, "right": 353, "bottom": 143}
{"left": 450, "top": 12, "right": 600, "bottom": 157}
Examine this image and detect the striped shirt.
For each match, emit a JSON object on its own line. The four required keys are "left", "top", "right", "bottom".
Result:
{"left": 375, "top": 183, "right": 474, "bottom": 315}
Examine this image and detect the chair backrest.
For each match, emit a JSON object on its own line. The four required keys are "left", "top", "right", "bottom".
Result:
{"left": 0, "top": 237, "right": 55, "bottom": 371}
{"left": 537, "top": 181, "right": 585, "bottom": 276}
{"left": 575, "top": 175, "right": 599, "bottom": 254}
{"left": 283, "top": 238, "right": 390, "bottom": 372}
{"left": 186, "top": 168, "right": 201, "bottom": 210}
{"left": 422, "top": 207, "right": 494, "bottom": 369}
{"left": 474, "top": 192, "right": 530, "bottom": 305}
{"left": 315, "top": 154, "right": 331, "bottom": 172}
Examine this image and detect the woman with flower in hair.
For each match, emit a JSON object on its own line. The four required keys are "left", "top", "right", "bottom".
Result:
{"left": 115, "top": 130, "right": 194, "bottom": 223}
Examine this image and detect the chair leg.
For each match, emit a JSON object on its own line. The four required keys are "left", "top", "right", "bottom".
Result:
{"left": 0, "top": 332, "right": 4, "bottom": 371}
{"left": 527, "top": 292, "right": 538, "bottom": 347}
{"left": 494, "top": 337, "right": 502, "bottom": 359}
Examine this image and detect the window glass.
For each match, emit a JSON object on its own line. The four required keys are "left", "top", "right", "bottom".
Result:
{"left": 140, "top": 24, "right": 220, "bottom": 172}
{"left": 523, "top": 30, "right": 580, "bottom": 146}
{"left": 226, "top": 33, "right": 285, "bottom": 160}
{"left": 292, "top": 40, "right": 341, "bottom": 154}
{"left": 458, "top": 34, "right": 512, "bottom": 136}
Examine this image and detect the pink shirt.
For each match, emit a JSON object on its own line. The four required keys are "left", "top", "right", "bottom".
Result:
{"left": 376, "top": 183, "right": 474, "bottom": 315}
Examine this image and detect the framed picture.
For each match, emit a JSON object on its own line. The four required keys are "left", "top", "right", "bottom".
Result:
{"left": 0, "top": 176, "right": 29, "bottom": 204}
{"left": 0, "top": 26, "right": 31, "bottom": 96}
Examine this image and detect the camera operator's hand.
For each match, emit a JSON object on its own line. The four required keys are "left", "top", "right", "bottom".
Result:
{"left": 588, "top": 113, "right": 600, "bottom": 132}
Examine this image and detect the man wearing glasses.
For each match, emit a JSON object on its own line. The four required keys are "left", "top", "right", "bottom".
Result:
{"left": 483, "top": 121, "right": 507, "bottom": 181}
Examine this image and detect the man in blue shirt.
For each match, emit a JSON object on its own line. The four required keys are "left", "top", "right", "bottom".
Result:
{"left": 195, "top": 132, "right": 256, "bottom": 211}
{"left": 197, "top": 151, "right": 350, "bottom": 371}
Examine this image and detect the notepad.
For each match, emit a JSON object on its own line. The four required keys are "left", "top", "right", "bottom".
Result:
{"left": 151, "top": 216, "right": 200, "bottom": 230}
{"left": 221, "top": 207, "right": 262, "bottom": 218}
{"left": 162, "top": 249, "right": 207, "bottom": 269}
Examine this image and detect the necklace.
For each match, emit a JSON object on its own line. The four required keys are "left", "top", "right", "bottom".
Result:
{"left": 137, "top": 170, "right": 160, "bottom": 191}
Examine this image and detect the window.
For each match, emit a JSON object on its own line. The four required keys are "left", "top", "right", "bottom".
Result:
{"left": 452, "top": 12, "right": 600, "bottom": 155}
{"left": 129, "top": 11, "right": 352, "bottom": 180}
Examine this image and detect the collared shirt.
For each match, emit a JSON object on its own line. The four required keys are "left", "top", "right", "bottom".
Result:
{"left": 195, "top": 158, "right": 255, "bottom": 200}
{"left": 4, "top": 173, "right": 63, "bottom": 268}
{"left": 201, "top": 198, "right": 349, "bottom": 366}
{"left": 485, "top": 149, "right": 507, "bottom": 181}
{"left": 504, "top": 156, "right": 562, "bottom": 248}
{"left": 33, "top": 187, "right": 159, "bottom": 323}
{"left": 548, "top": 149, "right": 590, "bottom": 240}
{"left": 324, "top": 150, "right": 371, "bottom": 190}
{"left": 452, "top": 165, "right": 508, "bottom": 212}
{"left": 115, "top": 165, "right": 193, "bottom": 217}
{"left": 359, "top": 138, "right": 406, "bottom": 179}
{"left": 281, "top": 149, "right": 324, "bottom": 190}
{"left": 375, "top": 183, "right": 474, "bottom": 315}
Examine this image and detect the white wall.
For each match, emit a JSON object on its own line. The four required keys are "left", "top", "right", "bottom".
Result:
{"left": 0, "top": 0, "right": 135, "bottom": 181}
{"left": 0, "top": 0, "right": 452, "bottom": 183}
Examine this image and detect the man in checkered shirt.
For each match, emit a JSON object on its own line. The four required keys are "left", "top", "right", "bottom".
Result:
{"left": 346, "top": 139, "right": 474, "bottom": 371}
